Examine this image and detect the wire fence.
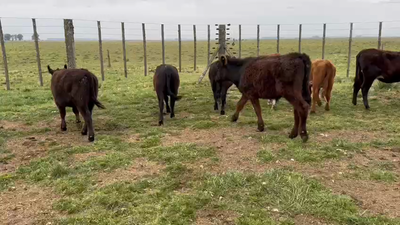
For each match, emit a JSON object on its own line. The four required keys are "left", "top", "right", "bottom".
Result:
{"left": 1, "top": 17, "right": 400, "bottom": 90}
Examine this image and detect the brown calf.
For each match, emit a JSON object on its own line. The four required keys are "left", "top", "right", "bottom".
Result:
{"left": 310, "top": 59, "right": 336, "bottom": 113}
{"left": 47, "top": 65, "right": 105, "bottom": 142}
{"left": 217, "top": 53, "right": 312, "bottom": 142}
{"left": 153, "top": 64, "right": 181, "bottom": 125}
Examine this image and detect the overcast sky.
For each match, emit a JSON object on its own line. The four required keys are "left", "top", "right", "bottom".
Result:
{"left": 1, "top": 0, "right": 400, "bottom": 40}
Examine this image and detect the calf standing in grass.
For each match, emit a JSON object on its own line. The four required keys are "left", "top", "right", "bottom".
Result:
{"left": 209, "top": 60, "right": 233, "bottom": 115}
{"left": 309, "top": 59, "right": 336, "bottom": 113}
{"left": 353, "top": 48, "right": 400, "bottom": 109}
{"left": 47, "top": 65, "right": 105, "bottom": 142}
{"left": 217, "top": 53, "right": 311, "bottom": 142}
{"left": 153, "top": 64, "right": 181, "bottom": 125}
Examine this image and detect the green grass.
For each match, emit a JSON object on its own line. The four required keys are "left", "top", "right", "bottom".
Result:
{"left": 1, "top": 38, "right": 400, "bottom": 224}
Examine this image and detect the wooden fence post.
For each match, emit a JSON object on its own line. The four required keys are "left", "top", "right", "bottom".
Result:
{"left": 218, "top": 25, "right": 226, "bottom": 58}
{"left": 178, "top": 24, "right": 181, "bottom": 72}
{"left": 142, "top": 23, "right": 147, "bottom": 76}
{"left": 257, "top": 24, "right": 260, "bottom": 56}
{"left": 378, "top": 21, "right": 382, "bottom": 49}
{"left": 239, "top": 24, "right": 242, "bottom": 58}
{"left": 193, "top": 24, "right": 197, "bottom": 71}
{"left": 277, "top": 24, "right": 280, "bottom": 54}
{"left": 32, "top": 19, "right": 43, "bottom": 86}
{"left": 64, "top": 19, "right": 76, "bottom": 69}
{"left": 0, "top": 19, "right": 10, "bottom": 90}
{"left": 346, "top": 23, "right": 353, "bottom": 78}
{"left": 121, "top": 22, "right": 127, "bottom": 78}
{"left": 207, "top": 24, "right": 210, "bottom": 66}
{"left": 322, "top": 23, "right": 326, "bottom": 59}
{"left": 161, "top": 24, "right": 165, "bottom": 64}
{"left": 97, "top": 21, "right": 105, "bottom": 81}
{"left": 298, "top": 24, "right": 302, "bottom": 53}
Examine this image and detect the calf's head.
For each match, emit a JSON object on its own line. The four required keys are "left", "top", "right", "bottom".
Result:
{"left": 47, "top": 64, "right": 68, "bottom": 75}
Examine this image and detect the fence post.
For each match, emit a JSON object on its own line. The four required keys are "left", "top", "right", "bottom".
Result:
{"left": 378, "top": 21, "right": 382, "bottom": 49}
{"left": 121, "top": 22, "right": 127, "bottom": 78}
{"left": 161, "top": 24, "right": 165, "bottom": 64}
{"left": 107, "top": 50, "right": 111, "bottom": 68}
{"left": 142, "top": 23, "right": 147, "bottom": 76}
{"left": 239, "top": 24, "right": 242, "bottom": 58}
{"left": 257, "top": 24, "right": 260, "bottom": 56}
{"left": 193, "top": 24, "right": 197, "bottom": 71}
{"left": 178, "top": 24, "right": 181, "bottom": 72}
{"left": 32, "top": 19, "right": 43, "bottom": 86}
{"left": 218, "top": 25, "right": 226, "bottom": 58}
{"left": 63, "top": 19, "right": 76, "bottom": 69}
{"left": 322, "top": 23, "right": 326, "bottom": 59}
{"left": 346, "top": 22, "right": 353, "bottom": 78}
{"left": 298, "top": 24, "right": 302, "bottom": 53}
{"left": 97, "top": 21, "right": 105, "bottom": 81}
{"left": 0, "top": 19, "right": 10, "bottom": 90}
{"left": 277, "top": 24, "right": 280, "bottom": 54}
{"left": 207, "top": 24, "right": 210, "bottom": 66}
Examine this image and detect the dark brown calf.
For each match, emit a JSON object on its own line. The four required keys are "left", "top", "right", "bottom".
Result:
{"left": 153, "top": 64, "right": 181, "bottom": 125}
{"left": 47, "top": 65, "right": 105, "bottom": 142}
{"left": 209, "top": 61, "right": 233, "bottom": 115}
{"left": 353, "top": 48, "right": 400, "bottom": 109}
{"left": 217, "top": 53, "right": 311, "bottom": 142}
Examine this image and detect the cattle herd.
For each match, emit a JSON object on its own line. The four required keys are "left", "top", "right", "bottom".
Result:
{"left": 46, "top": 48, "right": 399, "bottom": 143}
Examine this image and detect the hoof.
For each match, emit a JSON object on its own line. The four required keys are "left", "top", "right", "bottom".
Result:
{"left": 61, "top": 127, "right": 67, "bottom": 131}
{"left": 301, "top": 135, "right": 309, "bottom": 143}
{"left": 325, "top": 105, "right": 330, "bottom": 111}
{"left": 317, "top": 102, "right": 322, "bottom": 107}
{"left": 214, "top": 106, "right": 218, "bottom": 111}
{"left": 81, "top": 130, "right": 87, "bottom": 135}
{"left": 88, "top": 135, "right": 94, "bottom": 142}
{"left": 310, "top": 110, "right": 316, "bottom": 114}
{"left": 159, "top": 120, "right": 163, "bottom": 126}
{"left": 289, "top": 132, "right": 298, "bottom": 139}
{"left": 257, "top": 124, "right": 265, "bottom": 132}
{"left": 170, "top": 113, "right": 175, "bottom": 118}
{"left": 231, "top": 114, "right": 238, "bottom": 122}
{"left": 220, "top": 110, "right": 225, "bottom": 115}
{"left": 352, "top": 99, "right": 357, "bottom": 105}
{"left": 365, "top": 105, "right": 370, "bottom": 110}
{"left": 166, "top": 109, "right": 171, "bottom": 113}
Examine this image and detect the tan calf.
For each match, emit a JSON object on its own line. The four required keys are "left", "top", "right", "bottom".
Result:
{"left": 310, "top": 59, "right": 336, "bottom": 113}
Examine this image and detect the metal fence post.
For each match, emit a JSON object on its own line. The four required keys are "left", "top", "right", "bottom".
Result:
{"left": 121, "top": 22, "right": 127, "bottom": 78}
{"left": 193, "top": 24, "right": 197, "bottom": 71}
{"left": 322, "top": 23, "right": 326, "bottom": 59}
{"left": 142, "top": 23, "right": 147, "bottom": 76}
{"left": 97, "top": 21, "right": 105, "bottom": 81}
{"left": 257, "top": 24, "right": 260, "bottom": 56}
{"left": 0, "top": 19, "right": 10, "bottom": 90}
{"left": 239, "top": 24, "right": 242, "bottom": 58}
{"left": 378, "top": 21, "right": 382, "bottom": 49}
{"left": 346, "top": 22, "right": 353, "bottom": 78}
{"left": 161, "top": 24, "right": 165, "bottom": 64}
{"left": 277, "top": 24, "right": 280, "bottom": 54}
{"left": 298, "top": 24, "right": 302, "bottom": 53}
{"left": 32, "top": 19, "right": 43, "bottom": 86}
{"left": 178, "top": 24, "right": 181, "bottom": 72}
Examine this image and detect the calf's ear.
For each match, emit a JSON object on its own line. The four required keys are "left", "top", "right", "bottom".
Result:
{"left": 220, "top": 55, "right": 227, "bottom": 66}
{"left": 47, "top": 65, "right": 54, "bottom": 75}
{"left": 64, "top": 64, "right": 67, "bottom": 69}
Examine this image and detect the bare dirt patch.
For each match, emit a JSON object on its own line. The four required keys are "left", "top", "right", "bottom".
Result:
{"left": 196, "top": 210, "right": 238, "bottom": 225}
{"left": 0, "top": 181, "right": 59, "bottom": 225}
{"left": 1, "top": 132, "right": 89, "bottom": 175}
{"left": 0, "top": 120, "right": 31, "bottom": 132}
{"left": 313, "top": 130, "right": 386, "bottom": 144}
{"left": 96, "top": 158, "right": 165, "bottom": 187}
{"left": 162, "top": 127, "right": 283, "bottom": 173}
{"left": 294, "top": 214, "right": 331, "bottom": 225}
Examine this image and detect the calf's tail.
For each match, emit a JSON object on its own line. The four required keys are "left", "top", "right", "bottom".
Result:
{"left": 166, "top": 73, "right": 182, "bottom": 101}
{"left": 89, "top": 74, "right": 106, "bottom": 109}
{"left": 300, "top": 54, "right": 312, "bottom": 105}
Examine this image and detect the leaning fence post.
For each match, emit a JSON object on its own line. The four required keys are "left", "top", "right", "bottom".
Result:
{"left": 298, "top": 24, "right": 302, "bottom": 53}
{"left": 346, "top": 22, "right": 353, "bottom": 78}
{"left": 378, "top": 21, "right": 382, "bottom": 50}
{"left": 257, "top": 24, "right": 260, "bottom": 56}
{"left": 322, "top": 23, "right": 326, "bottom": 59}
{"left": 32, "top": 19, "right": 43, "bottom": 86}
{"left": 97, "top": 21, "right": 105, "bottom": 81}
{"left": 121, "top": 22, "right": 127, "bottom": 78}
{"left": 193, "top": 24, "right": 197, "bottom": 71}
{"left": 142, "top": 23, "right": 147, "bottom": 76}
{"left": 0, "top": 19, "right": 10, "bottom": 90}
{"left": 178, "top": 24, "right": 182, "bottom": 72}
{"left": 207, "top": 24, "right": 211, "bottom": 66}
{"left": 239, "top": 24, "right": 242, "bottom": 58}
{"left": 161, "top": 24, "right": 165, "bottom": 64}
{"left": 277, "top": 24, "right": 280, "bottom": 54}
{"left": 64, "top": 19, "right": 76, "bottom": 69}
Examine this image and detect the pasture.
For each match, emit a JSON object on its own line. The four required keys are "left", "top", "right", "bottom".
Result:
{"left": 1, "top": 38, "right": 400, "bottom": 224}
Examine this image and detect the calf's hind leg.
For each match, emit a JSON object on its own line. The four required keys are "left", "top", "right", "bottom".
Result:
{"left": 250, "top": 98, "right": 264, "bottom": 132}
{"left": 79, "top": 105, "right": 95, "bottom": 142}
{"left": 72, "top": 106, "right": 81, "bottom": 123}
{"left": 58, "top": 106, "right": 67, "bottom": 131}
{"left": 285, "top": 92, "right": 310, "bottom": 142}
{"left": 157, "top": 93, "right": 165, "bottom": 125}
{"left": 164, "top": 95, "right": 170, "bottom": 114}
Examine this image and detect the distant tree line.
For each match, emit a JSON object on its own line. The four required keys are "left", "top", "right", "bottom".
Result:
{"left": 3, "top": 34, "right": 25, "bottom": 41}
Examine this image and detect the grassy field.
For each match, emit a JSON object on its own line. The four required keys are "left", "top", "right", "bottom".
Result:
{"left": 1, "top": 38, "right": 400, "bottom": 224}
